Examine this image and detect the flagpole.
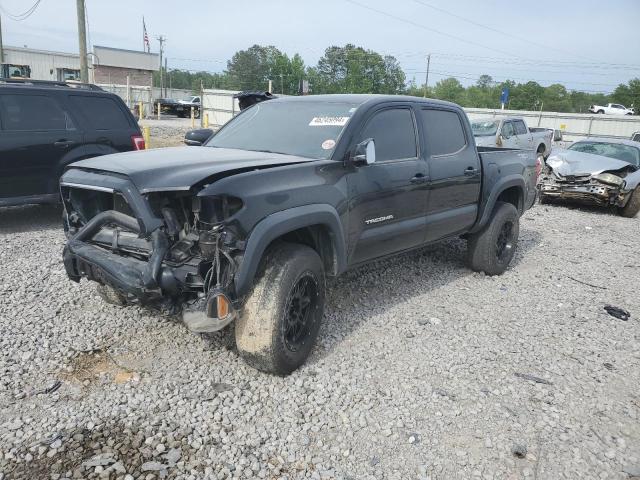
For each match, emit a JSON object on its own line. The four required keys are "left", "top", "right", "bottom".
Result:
{"left": 142, "top": 17, "right": 145, "bottom": 52}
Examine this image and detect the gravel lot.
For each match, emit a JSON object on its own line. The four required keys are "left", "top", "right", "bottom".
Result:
{"left": 139, "top": 117, "right": 196, "bottom": 149}
{"left": 0, "top": 202, "right": 639, "bottom": 480}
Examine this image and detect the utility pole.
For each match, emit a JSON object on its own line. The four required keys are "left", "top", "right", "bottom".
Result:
{"left": 157, "top": 35, "right": 166, "bottom": 97}
{"left": 423, "top": 53, "right": 431, "bottom": 98}
{"left": 164, "top": 57, "right": 167, "bottom": 97}
{"left": 280, "top": 73, "right": 284, "bottom": 94}
{"left": 76, "top": 0, "right": 88, "bottom": 83}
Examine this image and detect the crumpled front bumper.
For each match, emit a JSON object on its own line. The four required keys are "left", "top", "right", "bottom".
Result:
{"left": 63, "top": 210, "right": 175, "bottom": 303}
{"left": 538, "top": 179, "right": 625, "bottom": 206}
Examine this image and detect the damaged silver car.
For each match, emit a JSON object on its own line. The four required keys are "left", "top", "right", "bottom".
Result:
{"left": 538, "top": 137, "right": 640, "bottom": 217}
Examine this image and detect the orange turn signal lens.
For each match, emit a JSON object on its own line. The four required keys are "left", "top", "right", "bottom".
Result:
{"left": 216, "top": 295, "right": 229, "bottom": 319}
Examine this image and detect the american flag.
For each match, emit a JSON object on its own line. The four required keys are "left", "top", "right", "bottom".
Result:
{"left": 143, "top": 17, "right": 150, "bottom": 53}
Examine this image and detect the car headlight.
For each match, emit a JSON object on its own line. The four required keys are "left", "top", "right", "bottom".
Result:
{"left": 593, "top": 173, "right": 625, "bottom": 188}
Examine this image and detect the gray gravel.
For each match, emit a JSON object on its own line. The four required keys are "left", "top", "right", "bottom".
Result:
{"left": 1, "top": 202, "right": 639, "bottom": 480}
{"left": 139, "top": 117, "right": 195, "bottom": 149}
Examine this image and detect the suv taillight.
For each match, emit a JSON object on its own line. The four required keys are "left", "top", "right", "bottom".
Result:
{"left": 131, "top": 134, "right": 145, "bottom": 150}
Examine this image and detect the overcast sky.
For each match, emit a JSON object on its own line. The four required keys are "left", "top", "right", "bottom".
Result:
{"left": 2, "top": 0, "right": 639, "bottom": 93}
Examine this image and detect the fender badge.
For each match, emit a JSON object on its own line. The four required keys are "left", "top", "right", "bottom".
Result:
{"left": 365, "top": 214, "right": 394, "bottom": 225}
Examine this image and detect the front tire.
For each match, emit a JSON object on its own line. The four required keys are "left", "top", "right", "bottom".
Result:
{"left": 467, "top": 201, "right": 520, "bottom": 275}
{"left": 235, "top": 243, "right": 325, "bottom": 375}
{"left": 619, "top": 186, "right": 640, "bottom": 218}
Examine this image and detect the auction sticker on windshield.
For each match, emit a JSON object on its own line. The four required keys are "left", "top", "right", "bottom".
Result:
{"left": 321, "top": 139, "right": 336, "bottom": 150}
{"left": 309, "top": 116, "right": 350, "bottom": 126}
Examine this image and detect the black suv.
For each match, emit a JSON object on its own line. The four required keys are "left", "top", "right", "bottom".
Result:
{"left": 0, "top": 79, "right": 144, "bottom": 207}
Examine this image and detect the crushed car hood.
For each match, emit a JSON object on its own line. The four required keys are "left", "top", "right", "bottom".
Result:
{"left": 546, "top": 149, "right": 635, "bottom": 176}
{"left": 70, "top": 146, "right": 315, "bottom": 192}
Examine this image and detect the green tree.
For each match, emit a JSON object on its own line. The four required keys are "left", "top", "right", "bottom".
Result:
{"left": 432, "top": 77, "right": 465, "bottom": 104}
{"left": 476, "top": 74, "right": 494, "bottom": 89}
{"left": 540, "top": 83, "right": 572, "bottom": 112}
{"left": 508, "top": 81, "right": 545, "bottom": 110}
{"left": 308, "top": 44, "right": 405, "bottom": 95}
{"left": 611, "top": 78, "right": 640, "bottom": 111}
{"left": 225, "top": 45, "right": 282, "bottom": 91}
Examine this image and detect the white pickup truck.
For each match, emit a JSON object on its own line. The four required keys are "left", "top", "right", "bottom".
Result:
{"left": 588, "top": 103, "right": 635, "bottom": 115}
{"left": 471, "top": 117, "right": 553, "bottom": 158}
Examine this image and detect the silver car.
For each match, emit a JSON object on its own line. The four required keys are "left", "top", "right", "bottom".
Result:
{"left": 538, "top": 137, "right": 640, "bottom": 217}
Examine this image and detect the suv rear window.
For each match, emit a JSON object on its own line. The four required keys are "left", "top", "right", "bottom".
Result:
{"left": 69, "top": 95, "right": 130, "bottom": 130}
{"left": 0, "top": 94, "right": 70, "bottom": 131}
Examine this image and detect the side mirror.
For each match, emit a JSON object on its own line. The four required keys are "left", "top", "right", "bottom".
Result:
{"left": 353, "top": 138, "right": 376, "bottom": 165}
{"left": 184, "top": 128, "right": 214, "bottom": 146}
{"left": 553, "top": 130, "right": 563, "bottom": 142}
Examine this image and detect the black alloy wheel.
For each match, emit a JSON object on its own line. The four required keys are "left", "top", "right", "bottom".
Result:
{"left": 283, "top": 274, "right": 319, "bottom": 352}
{"left": 495, "top": 221, "right": 515, "bottom": 262}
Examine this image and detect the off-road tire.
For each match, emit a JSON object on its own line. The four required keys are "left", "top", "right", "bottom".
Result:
{"left": 467, "top": 201, "right": 520, "bottom": 275}
{"left": 619, "top": 186, "right": 640, "bottom": 218}
{"left": 235, "top": 243, "right": 325, "bottom": 375}
{"left": 96, "top": 284, "right": 127, "bottom": 306}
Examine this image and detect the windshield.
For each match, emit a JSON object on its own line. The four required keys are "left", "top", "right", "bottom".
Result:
{"left": 207, "top": 100, "right": 359, "bottom": 159}
{"left": 568, "top": 141, "right": 640, "bottom": 166}
{"left": 471, "top": 119, "right": 499, "bottom": 137}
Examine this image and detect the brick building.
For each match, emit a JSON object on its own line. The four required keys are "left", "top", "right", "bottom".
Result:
{"left": 92, "top": 46, "right": 158, "bottom": 86}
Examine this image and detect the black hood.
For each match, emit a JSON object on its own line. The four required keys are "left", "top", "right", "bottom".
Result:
{"left": 69, "top": 146, "right": 315, "bottom": 193}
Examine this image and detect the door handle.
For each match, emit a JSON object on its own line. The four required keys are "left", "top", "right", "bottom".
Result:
{"left": 54, "top": 140, "right": 75, "bottom": 148}
{"left": 410, "top": 173, "right": 429, "bottom": 184}
{"left": 464, "top": 167, "right": 479, "bottom": 176}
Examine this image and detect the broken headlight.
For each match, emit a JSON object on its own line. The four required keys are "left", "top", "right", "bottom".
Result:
{"left": 593, "top": 173, "right": 625, "bottom": 188}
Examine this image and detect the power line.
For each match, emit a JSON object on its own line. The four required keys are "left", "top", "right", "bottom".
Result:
{"left": 0, "top": 0, "right": 42, "bottom": 21}
{"left": 344, "top": 0, "right": 528, "bottom": 60}
{"left": 410, "top": 0, "right": 597, "bottom": 62}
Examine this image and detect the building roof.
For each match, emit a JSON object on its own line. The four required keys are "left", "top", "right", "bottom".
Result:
{"left": 4, "top": 45, "right": 79, "bottom": 59}
{"left": 93, "top": 45, "right": 159, "bottom": 71}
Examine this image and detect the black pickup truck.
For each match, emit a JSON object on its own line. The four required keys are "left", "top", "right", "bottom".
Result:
{"left": 60, "top": 95, "right": 540, "bottom": 374}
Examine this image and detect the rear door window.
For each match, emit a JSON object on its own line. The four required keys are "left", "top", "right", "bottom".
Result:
{"left": 69, "top": 95, "right": 131, "bottom": 130}
{"left": 419, "top": 109, "right": 467, "bottom": 156}
{"left": 359, "top": 108, "right": 417, "bottom": 162}
{"left": 0, "top": 94, "right": 70, "bottom": 131}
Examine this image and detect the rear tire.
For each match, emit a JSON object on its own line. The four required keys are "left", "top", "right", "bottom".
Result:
{"left": 467, "top": 201, "right": 520, "bottom": 275}
{"left": 619, "top": 186, "right": 640, "bottom": 218}
{"left": 597, "top": 110, "right": 605, "bottom": 114}
{"left": 235, "top": 243, "right": 325, "bottom": 375}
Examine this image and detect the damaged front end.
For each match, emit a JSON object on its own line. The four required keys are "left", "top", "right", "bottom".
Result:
{"left": 537, "top": 149, "right": 640, "bottom": 208}
{"left": 538, "top": 168, "right": 632, "bottom": 207}
{"left": 61, "top": 169, "right": 245, "bottom": 333}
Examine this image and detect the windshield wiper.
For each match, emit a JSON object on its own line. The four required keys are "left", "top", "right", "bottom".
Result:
{"left": 249, "top": 149, "right": 284, "bottom": 155}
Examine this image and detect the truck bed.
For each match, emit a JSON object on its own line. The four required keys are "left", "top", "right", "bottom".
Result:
{"left": 477, "top": 146, "right": 538, "bottom": 218}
